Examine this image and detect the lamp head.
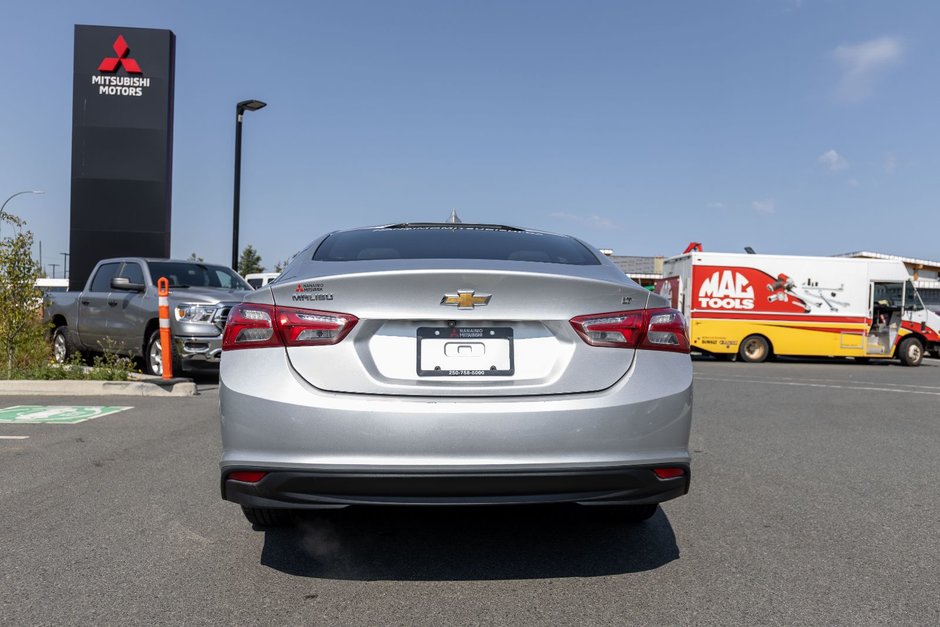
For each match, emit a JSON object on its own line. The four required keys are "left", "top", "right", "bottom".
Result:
{"left": 237, "top": 100, "right": 267, "bottom": 113}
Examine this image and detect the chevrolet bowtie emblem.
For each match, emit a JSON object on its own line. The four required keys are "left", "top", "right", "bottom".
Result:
{"left": 441, "top": 290, "right": 492, "bottom": 309}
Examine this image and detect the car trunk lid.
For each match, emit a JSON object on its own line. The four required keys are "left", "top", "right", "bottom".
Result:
{"left": 270, "top": 264, "right": 650, "bottom": 397}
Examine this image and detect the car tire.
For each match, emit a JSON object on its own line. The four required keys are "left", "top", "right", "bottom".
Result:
{"left": 52, "top": 326, "right": 74, "bottom": 363}
{"left": 241, "top": 506, "right": 292, "bottom": 527}
{"left": 593, "top": 503, "right": 659, "bottom": 523}
{"left": 144, "top": 330, "right": 180, "bottom": 377}
{"left": 739, "top": 335, "right": 770, "bottom": 363}
{"left": 898, "top": 337, "right": 924, "bottom": 367}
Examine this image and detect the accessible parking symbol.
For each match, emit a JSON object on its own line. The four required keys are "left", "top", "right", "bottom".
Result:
{"left": 0, "top": 406, "right": 132, "bottom": 424}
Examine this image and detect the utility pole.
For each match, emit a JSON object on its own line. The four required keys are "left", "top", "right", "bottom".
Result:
{"left": 61, "top": 252, "right": 70, "bottom": 279}
{"left": 48, "top": 263, "right": 60, "bottom": 279}
{"left": 232, "top": 99, "right": 267, "bottom": 270}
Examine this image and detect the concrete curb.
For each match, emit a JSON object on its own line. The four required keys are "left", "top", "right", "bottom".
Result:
{"left": 0, "top": 378, "right": 198, "bottom": 397}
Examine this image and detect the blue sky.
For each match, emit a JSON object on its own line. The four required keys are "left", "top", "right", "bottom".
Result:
{"left": 2, "top": 0, "right": 938, "bottom": 275}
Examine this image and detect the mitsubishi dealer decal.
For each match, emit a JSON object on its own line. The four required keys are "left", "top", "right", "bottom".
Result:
{"left": 91, "top": 35, "right": 150, "bottom": 97}
{"left": 692, "top": 266, "right": 823, "bottom": 314}
{"left": 292, "top": 281, "right": 334, "bottom": 302}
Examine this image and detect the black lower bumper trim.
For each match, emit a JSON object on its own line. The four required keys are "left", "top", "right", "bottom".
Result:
{"left": 222, "top": 465, "right": 691, "bottom": 508}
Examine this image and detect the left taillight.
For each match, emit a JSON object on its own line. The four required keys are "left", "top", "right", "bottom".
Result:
{"left": 569, "top": 307, "right": 689, "bottom": 353}
{"left": 222, "top": 303, "right": 358, "bottom": 351}
{"left": 223, "top": 303, "right": 281, "bottom": 350}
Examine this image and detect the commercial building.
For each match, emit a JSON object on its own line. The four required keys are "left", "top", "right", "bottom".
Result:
{"left": 835, "top": 251, "right": 940, "bottom": 309}
{"left": 607, "top": 254, "right": 663, "bottom": 288}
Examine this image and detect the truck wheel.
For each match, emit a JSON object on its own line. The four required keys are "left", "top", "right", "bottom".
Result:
{"left": 145, "top": 330, "right": 180, "bottom": 376}
{"left": 241, "top": 506, "right": 292, "bottom": 527}
{"left": 52, "top": 327, "right": 73, "bottom": 363}
{"left": 898, "top": 337, "right": 924, "bottom": 367}
{"left": 739, "top": 335, "right": 770, "bottom": 363}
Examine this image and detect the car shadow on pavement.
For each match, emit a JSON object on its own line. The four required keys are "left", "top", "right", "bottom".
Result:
{"left": 259, "top": 504, "right": 679, "bottom": 580}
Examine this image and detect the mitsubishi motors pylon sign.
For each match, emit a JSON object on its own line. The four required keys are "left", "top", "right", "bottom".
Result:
{"left": 70, "top": 25, "right": 175, "bottom": 291}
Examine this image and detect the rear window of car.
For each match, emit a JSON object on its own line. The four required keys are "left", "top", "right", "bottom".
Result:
{"left": 313, "top": 226, "right": 601, "bottom": 265}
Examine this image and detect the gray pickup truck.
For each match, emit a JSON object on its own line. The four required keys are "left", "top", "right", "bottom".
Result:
{"left": 45, "top": 258, "right": 252, "bottom": 375}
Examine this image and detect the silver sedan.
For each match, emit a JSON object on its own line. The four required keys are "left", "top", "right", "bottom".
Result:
{"left": 219, "top": 223, "right": 692, "bottom": 526}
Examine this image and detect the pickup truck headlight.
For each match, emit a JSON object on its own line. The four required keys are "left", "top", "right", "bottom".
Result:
{"left": 174, "top": 304, "right": 218, "bottom": 323}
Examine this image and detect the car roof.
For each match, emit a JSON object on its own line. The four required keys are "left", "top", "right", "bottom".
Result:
{"left": 96, "top": 257, "right": 230, "bottom": 266}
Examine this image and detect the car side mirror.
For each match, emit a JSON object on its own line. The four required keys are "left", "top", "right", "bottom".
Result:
{"left": 111, "top": 277, "right": 145, "bottom": 291}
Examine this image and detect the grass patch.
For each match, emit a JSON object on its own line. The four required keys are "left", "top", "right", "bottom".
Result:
{"left": 11, "top": 351, "right": 134, "bottom": 381}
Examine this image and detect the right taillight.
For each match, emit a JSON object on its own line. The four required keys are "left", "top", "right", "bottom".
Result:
{"left": 569, "top": 307, "right": 689, "bottom": 353}
{"left": 222, "top": 303, "right": 359, "bottom": 351}
{"left": 640, "top": 308, "right": 689, "bottom": 353}
{"left": 653, "top": 467, "right": 686, "bottom": 479}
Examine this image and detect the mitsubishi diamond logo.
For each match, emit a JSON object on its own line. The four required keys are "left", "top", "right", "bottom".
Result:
{"left": 98, "top": 35, "right": 142, "bottom": 74}
{"left": 441, "top": 290, "right": 491, "bottom": 310}
{"left": 91, "top": 34, "right": 150, "bottom": 97}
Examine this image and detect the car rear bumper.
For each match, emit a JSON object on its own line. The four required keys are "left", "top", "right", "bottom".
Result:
{"left": 221, "top": 464, "right": 691, "bottom": 508}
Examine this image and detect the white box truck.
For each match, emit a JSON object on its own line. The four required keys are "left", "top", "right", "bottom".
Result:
{"left": 657, "top": 252, "right": 940, "bottom": 366}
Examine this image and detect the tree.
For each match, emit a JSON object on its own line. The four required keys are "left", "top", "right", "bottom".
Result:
{"left": 274, "top": 259, "right": 289, "bottom": 273}
{"left": 0, "top": 213, "right": 45, "bottom": 378}
{"left": 187, "top": 252, "right": 204, "bottom": 262}
{"left": 238, "top": 245, "right": 264, "bottom": 275}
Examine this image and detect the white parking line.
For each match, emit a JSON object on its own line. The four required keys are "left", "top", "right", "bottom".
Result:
{"left": 695, "top": 376, "right": 940, "bottom": 397}
{"left": 697, "top": 374, "right": 939, "bottom": 391}
{"left": 0, "top": 435, "right": 30, "bottom": 440}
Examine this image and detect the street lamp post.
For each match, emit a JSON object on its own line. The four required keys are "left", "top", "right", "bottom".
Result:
{"left": 232, "top": 99, "right": 267, "bottom": 271}
{"left": 0, "top": 190, "right": 44, "bottom": 238}
{"left": 61, "top": 252, "right": 70, "bottom": 279}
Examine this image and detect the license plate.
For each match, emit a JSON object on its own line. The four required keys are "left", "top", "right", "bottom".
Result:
{"left": 417, "top": 327, "right": 514, "bottom": 376}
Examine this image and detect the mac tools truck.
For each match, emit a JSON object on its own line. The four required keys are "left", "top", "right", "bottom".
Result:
{"left": 656, "top": 252, "right": 940, "bottom": 366}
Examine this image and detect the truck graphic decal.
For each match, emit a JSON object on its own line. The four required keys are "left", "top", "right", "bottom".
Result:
{"left": 697, "top": 270, "right": 756, "bottom": 310}
{"left": 693, "top": 266, "right": 856, "bottom": 314}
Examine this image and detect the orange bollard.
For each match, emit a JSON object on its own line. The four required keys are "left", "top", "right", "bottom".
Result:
{"left": 157, "top": 277, "right": 173, "bottom": 379}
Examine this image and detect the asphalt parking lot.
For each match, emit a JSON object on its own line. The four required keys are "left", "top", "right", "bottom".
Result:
{"left": 1, "top": 359, "right": 938, "bottom": 625}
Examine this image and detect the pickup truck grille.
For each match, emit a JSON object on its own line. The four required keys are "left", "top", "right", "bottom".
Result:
{"left": 214, "top": 306, "right": 232, "bottom": 331}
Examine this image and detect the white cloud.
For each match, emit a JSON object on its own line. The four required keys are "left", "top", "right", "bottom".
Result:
{"left": 550, "top": 212, "right": 622, "bottom": 230}
{"left": 832, "top": 36, "right": 903, "bottom": 102}
{"left": 752, "top": 199, "right": 776, "bottom": 214}
{"left": 706, "top": 201, "right": 725, "bottom": 210}
{"left": 884, "top": 152, "right": 897, "bottom": 174}
{"left": 817, "top": 149, "right": 849, "bottom": 171}
{"left": 847, "top": 178, "right": 859, "bottom": 187}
